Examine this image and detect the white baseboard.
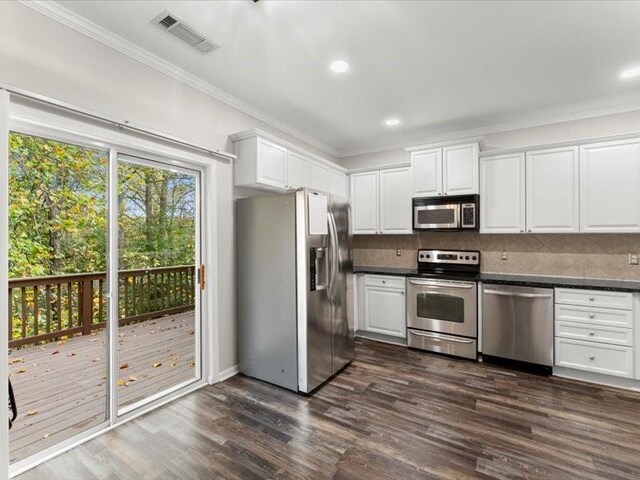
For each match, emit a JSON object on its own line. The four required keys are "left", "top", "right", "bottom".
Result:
{"left": 554, "top": 367, "right": 640, "bottom": 392}
{"left": 216, "top": 364, "right": 239, "bottom": 383}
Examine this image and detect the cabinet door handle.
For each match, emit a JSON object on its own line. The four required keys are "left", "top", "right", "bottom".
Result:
{"left": 589, "top": 296, "right": 595, "bottom": 301}
{"left": 589, "top": 314, "right": 595, "bottom": 319}
{"left": 589, "top": 355, "right": 595, "bottom": 360}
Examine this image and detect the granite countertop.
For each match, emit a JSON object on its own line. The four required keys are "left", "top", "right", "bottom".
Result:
{"left": 353, "top": 266, "right": 640, "bottom": 292}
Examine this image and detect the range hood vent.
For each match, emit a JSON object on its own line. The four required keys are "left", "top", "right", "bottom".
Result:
{"left": 152, "top": 11, "right": 220, "bottom": 54}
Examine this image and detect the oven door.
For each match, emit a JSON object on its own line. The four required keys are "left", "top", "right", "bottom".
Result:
{"left": 413, "top": 204, "right": 460, "bottom": 229}
{"left": 406, "top": 278, "right": 477, "bottom": 337}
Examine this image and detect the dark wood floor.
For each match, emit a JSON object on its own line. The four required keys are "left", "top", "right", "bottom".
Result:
{"left": 17, "top": 338, "right": 640, "bottom": 479}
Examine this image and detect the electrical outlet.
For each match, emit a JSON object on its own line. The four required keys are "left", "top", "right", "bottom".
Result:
{"left": 396, "top": 249, "right": 402, "bottom": 257}
{"left": 501, "top": 251, "right": 508, "bottom": 261}
{"left": 629, "top": 253, "right": 639, "bottom": 265}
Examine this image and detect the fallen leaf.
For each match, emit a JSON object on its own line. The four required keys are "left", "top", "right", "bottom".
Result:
{"left": 26, "top": 410, "right": 38, "bottom": 416}
{"left": 169, "top": 363, "right": 176, "bottom": 367}
{"left": 8, "top": 358, "right": 23, "bottom": 364}
{"left": 117, "top": 379, "right": 127, "bottom": 386}
{"left": 102, "top": 374, "right": 107, "bottom": 379}
{"left": 67, "top": 352, "right": 77, "bottom": 357}
{"left": 189, "top": 330, "right": 194, "bottom": 335}
{"left": 152, "top": 363, "right": 162, "bottom": 368}
{"left": 42, "top": 433, "right": 50, "bottom": 439}
{"left": 119, "top": 363, "right": 129, "bottom": 370}
{"left": 189, "top": 362, "right": 196, "bottom": 368}
{"left": 92, "top": 357, "right": 101, "bottom": 363}
{"left": 40, "top": 347, "right": 46, "bottom": 351}
{"left": 32, "top": 363, "right": 39, "bottom": 367}
{"left": 89, "top": 338, "right": 98, "bottom": 343}
{"left": 17, "top": 368, "right": 27, "bottom": 374}
{"left": 51, "top": 350, "right": 59, "bottom": 355}
{"left": 128, "top": 376, "right": 138, "bottom": 382}
{"left": 57, "top": 340, "right": 67, "bottom": 345}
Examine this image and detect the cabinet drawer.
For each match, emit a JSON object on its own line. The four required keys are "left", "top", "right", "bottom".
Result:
{"left": 555, "top": 338, "right": 633, "bottom": 378}
{"left": 555, "top": 320, "right": 633, "bottom": 346}
{"left": 554, "top": 304, "right": 633, "bottom": 328}
{"left": 555, "top": 288, "right": 632, "bottom": 310}
{"left": 364, "top": 275, "right": 405, "bottom": 290}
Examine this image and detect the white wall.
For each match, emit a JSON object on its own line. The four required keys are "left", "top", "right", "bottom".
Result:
{"left": 341, "top": 109, "right": 640, "bottom": 170}
{"left": 0, "top": 2, "right": 336, "bottom": 373}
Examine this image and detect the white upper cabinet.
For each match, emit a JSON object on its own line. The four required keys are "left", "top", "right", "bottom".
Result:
{"left": 286, "top": 151, "right": 311, "bottom": 188}
{"left": 256, "top": 139, "right": 287, "bottom": 189}
{"left": 329, "top": 170, "right": 348, "bottom": 197}
{"left": 580, "top": 139, "right": 640, "bottom": 233}
{"left": 480, "top": 153, "right": 526, "bottom": 233}
{"left": 412, "top": 148, "right": 442, "bottom": 197}
{"left": 412, "top": 142, "right": 478, "bottom": 197}
{"left": 379, "top": 167, "right": 412, "bottom": 234}
{"left": 311, "top": 162, "right": 331, "bottom": 192}
{"left": 231, "top": 129, "right": 347, "bottom": 192}
{"left": 442, "top": 143, "right": 479, "bottom": 196}
{"left": 526, "top": 146, "right": 579, "bottom": 233}
{"left": 351, "top": 167, "right": 412, "bottom": 235}
{"left": 351, "top": 171, "right": 379, "bottom": 234}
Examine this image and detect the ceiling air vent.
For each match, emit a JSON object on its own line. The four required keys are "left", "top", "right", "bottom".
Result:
{"left": 152, "top": 11, "right": 220, "bottom": 55}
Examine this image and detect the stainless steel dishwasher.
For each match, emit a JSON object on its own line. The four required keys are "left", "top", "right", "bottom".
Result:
{"left": 482, "top": 284, "right": 554, "bottom": 366}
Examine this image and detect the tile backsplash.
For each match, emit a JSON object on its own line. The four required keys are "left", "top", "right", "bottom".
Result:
{"left": 352, "top": 232, "right": 640, "bottom": 280}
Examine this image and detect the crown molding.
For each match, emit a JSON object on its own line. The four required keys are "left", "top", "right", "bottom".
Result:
{"left": 405, "top": 136, "right": 486, "bottom": 152}
{"left": 20, "top": 0, "right": 340, "bottom": 158}
{"left": 337, "top": 100, "right": 640, "bottom": 158}
{"left": 230, "top": 128, "right": 347, "bottom": 173}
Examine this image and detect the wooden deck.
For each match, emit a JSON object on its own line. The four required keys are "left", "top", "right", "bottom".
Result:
{"left": 8, "top": 311, "right": 196, "bottom": 463}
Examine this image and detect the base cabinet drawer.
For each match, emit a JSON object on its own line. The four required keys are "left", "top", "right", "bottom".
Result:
{"left": 555, "top": 288, "right": 633, "bottom": 310}
{"left": 555, "top": 320, "right": 633, "bottom": 346}
{"left": 364, "top": 274, "right": 406, "bottom": 290}
{"left": 554, "top": 304, "right": 633, "bottom": 328}
{"left": 555, "top": 338, "right": 634, "bottom": 378}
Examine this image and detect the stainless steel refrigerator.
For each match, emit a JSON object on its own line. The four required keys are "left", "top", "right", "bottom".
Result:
{"left": 237, "top": 188, "right": 354, "bottom": 393}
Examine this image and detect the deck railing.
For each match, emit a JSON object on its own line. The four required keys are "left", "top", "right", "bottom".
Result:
{"left": 8, "top": 265, "right": 196, "bottom": 348}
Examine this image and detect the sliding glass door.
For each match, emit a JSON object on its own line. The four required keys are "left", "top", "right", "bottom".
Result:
{"left": 6, "top": 135, "right": 203, "bottom": 468}
{"left": 116, "top": 155, "right": 201, "bottom": 413}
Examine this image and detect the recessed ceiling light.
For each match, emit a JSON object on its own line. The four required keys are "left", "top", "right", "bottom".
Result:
{"left": 620, "top": 66, "right": 640, "bottom": 79}
{"left": 330, "top": 60, "right": 349, "bottom": 73}
{"left": 385, "top": 118, "right": 400, "bottom": 127}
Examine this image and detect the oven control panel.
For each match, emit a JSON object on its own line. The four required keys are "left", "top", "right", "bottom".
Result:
{"left": 418, "top": 249, "right": 480, "bottom": 265}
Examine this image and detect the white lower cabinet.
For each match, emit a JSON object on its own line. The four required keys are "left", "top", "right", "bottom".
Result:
{"left": 362, "top": 275, "right": 406, "bottom": 338}
{"left": 555, "top": 338, "right": 634, "bottom": 378}
{"left": 554, "top": 288, "right": 636, "bottom": 380}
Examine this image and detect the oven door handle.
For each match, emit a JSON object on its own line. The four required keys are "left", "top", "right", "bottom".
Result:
{"left": 409, "top": 331, "right": 475, "bottom": 344}
{"left": 408, "top": 279, "right": 475, "bottom": 289}
{"left": 483, "top": 289, "right": 552, "bottom": 299}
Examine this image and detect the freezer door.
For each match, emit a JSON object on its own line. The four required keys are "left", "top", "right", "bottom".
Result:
{"left": 297, "top": 190, "right": 333, "bottom": 393}
{"left": 329, "top": 194, "right": 355, "bottom": 374}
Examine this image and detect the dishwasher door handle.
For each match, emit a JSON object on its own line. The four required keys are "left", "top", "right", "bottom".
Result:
{"left": 484, "top": 289, "right": 552, "bottom": 299}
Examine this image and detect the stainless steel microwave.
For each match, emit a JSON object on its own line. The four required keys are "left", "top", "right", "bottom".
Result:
{"left": 413, "top": 194, "right": 478, "bottom": 231}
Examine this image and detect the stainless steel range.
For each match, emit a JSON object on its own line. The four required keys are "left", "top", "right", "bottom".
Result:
{"left": 406, "top": 249, "right": 480, "bottom": 360}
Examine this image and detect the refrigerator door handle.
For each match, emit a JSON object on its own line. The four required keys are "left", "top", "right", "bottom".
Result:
{"left": 327, "top": 211, "right": 339, "bottom": 302}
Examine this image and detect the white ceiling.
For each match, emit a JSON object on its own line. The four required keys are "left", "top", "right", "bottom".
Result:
{"left": 55, "top": 1, "right": 640, "bottom": 157}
